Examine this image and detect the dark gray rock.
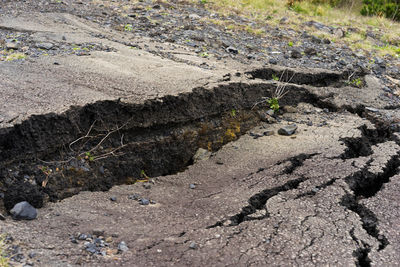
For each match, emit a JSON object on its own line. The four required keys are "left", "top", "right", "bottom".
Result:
{"left": 226, "top": 46, "right": 238, "bottom": 54}
{"left": 290, "top": 49, "right": 302, "bottom": 59}
{"left": 189, "top": 242, "right": 198, "bottom": 249}
{"left": 128, "top": 194, "right": 140, "bottom": 200}
{"left": 10, "top": 201, "right": 37, "bottom": 220}
{"left": 278, "top": 124, "right": 298, "bottom": 136}
{"left": 139, "top": 198, "right": 150, "bottom": 205}
{"left": 92, "top": 229, "right": 105, "bottom": 236}
{"left": 110, "top": 196, "right": 117, "bottom": 201}
{"left": 269, "top": 58, "right": 278, "bottom": 65}
{"left": 36, "top": 42, "right": 54, "bottom": 50}
{"left": 304, "top": 47, "right": 317, "bottom": 56}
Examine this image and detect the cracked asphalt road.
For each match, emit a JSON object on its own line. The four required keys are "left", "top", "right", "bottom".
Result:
{"left": 1, "top": 1, "right": 400, "bottom": 267}
{"left": 2, "top": 107, "right": 400, "bottom": 266}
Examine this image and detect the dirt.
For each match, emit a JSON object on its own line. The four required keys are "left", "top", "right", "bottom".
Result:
{"left": 1, "top": 0, "right": 400, "bottom": 266}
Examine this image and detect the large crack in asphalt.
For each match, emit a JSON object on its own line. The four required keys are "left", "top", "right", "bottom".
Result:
{"left": 340, "top": 151, "right": 400, "bottom": 266}
{"left": 1, "top": 71, "right": 335, "bottom": 211}
{"left": 207, "top": 153, "right": 316, "bottom": 228}
{"left": 340, "top": 124, "right": 392, "bottom": 160}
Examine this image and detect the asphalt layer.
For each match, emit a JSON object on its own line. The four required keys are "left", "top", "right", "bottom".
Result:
{"left": 1, "top": 1, "right": 400, "bottom": 266}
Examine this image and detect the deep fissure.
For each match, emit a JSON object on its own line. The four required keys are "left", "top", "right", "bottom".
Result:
{"left": 207, "top": 152, "right": 315, "bottom": 228}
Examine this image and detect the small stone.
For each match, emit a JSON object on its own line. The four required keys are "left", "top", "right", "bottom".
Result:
{"left": 105, "top": 237, "right": 113, "bottom": 243}
{"left": 290, "top": 49, "right": 302, "bottom": 59}
{"left": 189, "top": 184, "right": 196, "bottom": 189}
{"left": 150, "top": 200, "right": 156, "bottom": 204}
{"left": 128, "top": 194, "right": 140, "bottom": 200}
{"left": 189, "top": 242, "right": 198, "bottom": 249}
{"left": 306, "top": 121, "right": 313, "bottom": 126}
{"left": 110, "top": 196, "right": 117, "bottom": 201}
{"left": 139, "top": 198, "right": 150, "bottom": 205}
{"left": 85, "top": 243, "right": 97, "bottom": 254}
{"left": 280, "top": 17, "right": 289, "bottom": 24}
{"left": 322, "top": 38, "right": 331, "bottom": 44}
{"left": 278, "top": 124, "right": 298, "bottom": 136}
{"left": 118, "top": 241, "right": 129, "bottom": 252}
{"left": 269, "top": 58, "right": 278, "bottom": 65}
{"left": 312, "top": 187, "right": 319, "bottom": 193}
{"left": 36, "top": 42, "right": 54, "bottom": 50}
{"left": 304, "top": 47, "right": 317, "bottom": 56}
{"left": 28, "top": 252, "right": 36, "bottom": 258}
{"left": 334, "top": 28, "right": 345, "bottom": 38}
{"left": 283, "top": 105, "right": 297, "bottom": 113}
{"left": 10, "top": 201, "right": 37, "bottom": 220}
{"left": 263, "top": 130, "right": 274, "bottom": 136}
{"left": 92, "top": 229, "right": 105, "bottom": 236}
{"left": 70, "top": 236, "right": 78, "bottom": 244}
{"left": 99, "top": 166, "right": 105, "bottom": 174}
{"left": 366, "top": 107, "right": 379, "bottom": 113}
{"left": 215, "top": 159, "right": 224, "bottom": 165}
{"left": 226, "top": 46, "right": 238, "bottom": 54}
{"left": 143, "top": 183, "right": 151, "bottom": 189}
{"left": 78, "top": 234, "right": 87, "bottom": 240}
{"left": 0, "top": 213, "right": 5, "bottom": 220}
{"left": 189, "top": 13, "right": 201, "bottom": 20}
{"left": 193, "top": 148, "right": 212, "bottom": 163}
{"left": 6, "top": 42, "right": 19, "bottom": 50}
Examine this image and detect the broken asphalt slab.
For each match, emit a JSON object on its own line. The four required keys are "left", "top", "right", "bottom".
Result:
{"left": 1, "top": 7, "right": 400, "bottom": 267}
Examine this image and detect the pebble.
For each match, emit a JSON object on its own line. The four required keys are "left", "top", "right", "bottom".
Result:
{"left": 290, "top": 49, "right": 302, "bottom": 59}
{"left": 193, "top": 148, "right": 212, "bottom": 163}
{"left": 0, "top": 213, "right": 5, "bottom": 220}
{"left": 128, "top": 194, "right": 140, "bottom": 200}
{"left": 188, "top": 13, "right": 201, "bottom": 20}
{"left": 10, "top": 201, "right": 37, "bottom": 220}
{"left": 143, "top": 183, "right": 151, "bottom": 189}
{"left": 189, "top": 242, "right": 198, "bottom": 249}
{"left": 118, "top": 241, "right": 129, "bottom": 252}
{"left": 110, "top": 196, "right": 117, "bottom": 201}
{"left": 6, "top": 42, "right": 19, "bottom": 50}
{"left": 139, "top": 198, "right": 150, "bottom": 205}
{"left": 269, "top": 58, "right": 278, "bottom": 65}
{"left": 36, "top": 42, "right": 54, "bottom": 50}
{"left": 92, "top": 229, "right": 105, "bottom": 236}
{"left": 225, "top": 46, "right": 238, "bottom": 54}
{"left": 189, "top": 183, "right": 196, "bottom": 189}
{"left": 278, "top": 124, "right": 298, "bottom": 136}
{"left": 78, "top": 234, "right": 87, "bottom": 240}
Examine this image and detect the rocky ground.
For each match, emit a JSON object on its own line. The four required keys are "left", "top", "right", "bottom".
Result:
{"left": 1, "top": 0, "right": 400, "bottom": 266}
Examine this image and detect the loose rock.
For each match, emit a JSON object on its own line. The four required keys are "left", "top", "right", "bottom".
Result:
{"left": 10, "top": 201, "right": 37, "bottom": 220}
{"left": 278, "top": 124, "right": 298, "bottom": 136}
{"left": 139, "top": 198, "right": 150, "bottom": 205}
{"left": 118, "top": 241, "right": 129, "bottom": 252}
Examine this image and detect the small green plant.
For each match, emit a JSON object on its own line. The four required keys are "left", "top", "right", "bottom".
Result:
{"left": 252, "top": 70, "right": 294, "bottom": 112}
{"left": 200, "top": 0, "right": 208, "bottom": 4}
{"left": 347, "top": 77, "right": 363, "bottom": 88}
{"left": 272, "top": 74, "right": 279, "bottom": 81}
{"left": 231, "top": 109, "right": 237, "bottom": 117}
{"left": 267, "top": 97, "right": 280, "bottom": 111}
{"left": 199, "top": 51, "right": 209, "bottom": 58}
{"left": 85, "top": 152, "right": 94, "bottom": 162}
{"left": 0, "top": 235, "right": 9, "bottom": 267}
{"left": 124, "top": 24, "right": 133, "bottom": 32}
{"left": 288, "top": 41, "right": 294, "bottom": 47}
